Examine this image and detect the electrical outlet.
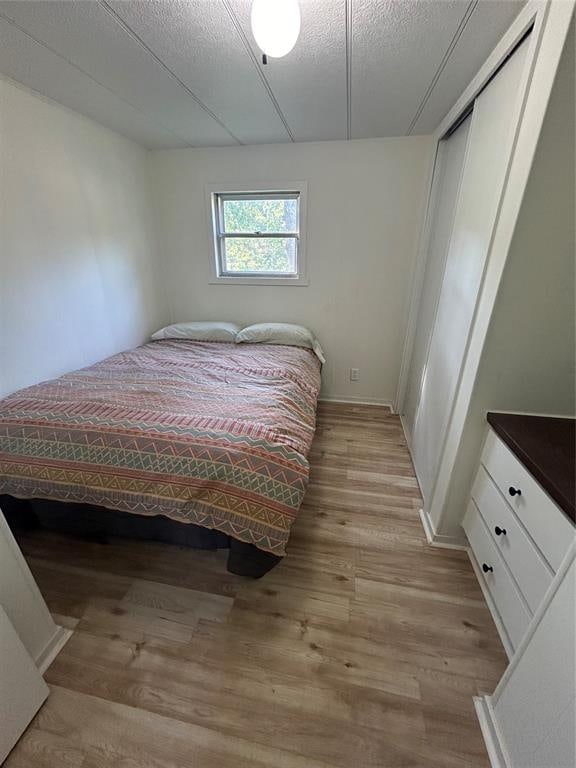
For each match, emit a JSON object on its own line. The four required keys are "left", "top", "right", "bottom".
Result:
{"left": 350, "top": 368, "right": 360, "bottom": 382}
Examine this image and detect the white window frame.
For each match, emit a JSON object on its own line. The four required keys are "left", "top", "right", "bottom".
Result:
{"left": 206, "top": 182, "right": 308, "bottom": 286}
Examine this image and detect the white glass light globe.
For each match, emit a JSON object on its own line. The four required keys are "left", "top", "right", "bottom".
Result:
{"left": 251, "top": 0, "right": 301, "bottom": 58}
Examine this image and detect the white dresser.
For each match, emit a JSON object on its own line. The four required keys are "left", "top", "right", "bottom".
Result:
{"left": 463, "top": 419, "right": 574, "bottom": 657}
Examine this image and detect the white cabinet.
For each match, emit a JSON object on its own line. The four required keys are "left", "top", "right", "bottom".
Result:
{"left": 463, "top": 427, "right": 573, "bottom": 656}
{"left": 476, "top": 546, "right": 575, "bottom": 768}
{"left": 471, "top": 466, "right": 552, "bottom": 612}
{"left": 480, "top": 431, "right": 573, "bottom": 571}
{"left": 463, "top": 500, "right": 531, "bottom": 651}
{"left": 0, "top": 605, "right": 49, "bottom": 763}
{"left": 0, "top": 509, "right": 66, "bottom": 668}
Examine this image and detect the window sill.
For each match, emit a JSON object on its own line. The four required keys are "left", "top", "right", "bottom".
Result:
{"left": 209, "top": 276, "right": 309, "bottom": 287}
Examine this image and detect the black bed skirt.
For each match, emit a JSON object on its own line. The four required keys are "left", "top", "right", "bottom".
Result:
{"left": 0, "top": 495, "right": 282, "bottom": 578}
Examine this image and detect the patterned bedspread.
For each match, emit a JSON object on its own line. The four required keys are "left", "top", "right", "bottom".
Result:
{"left": 0, "top": 341, "right": 321, "bottom": 555}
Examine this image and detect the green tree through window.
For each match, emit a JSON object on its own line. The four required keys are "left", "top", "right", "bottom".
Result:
{"left": 218, "top": 195, "right": 299, "bottom": 274}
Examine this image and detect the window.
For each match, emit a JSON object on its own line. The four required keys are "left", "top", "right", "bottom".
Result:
{"left": 208, "top": 184, "right": 307, "bottom": 285}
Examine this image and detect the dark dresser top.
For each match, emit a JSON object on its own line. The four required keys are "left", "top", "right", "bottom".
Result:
{"left": 487, "top": 413, "right": 575, "bottom": 524}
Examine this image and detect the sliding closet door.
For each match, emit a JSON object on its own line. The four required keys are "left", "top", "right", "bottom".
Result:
{"left": 412, "top": 38, "right": 529, "bottom": 503}
{"left": 402, "top": 114, "right": 471, "bottom": 441}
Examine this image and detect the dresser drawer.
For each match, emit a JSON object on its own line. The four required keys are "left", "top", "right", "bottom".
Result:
{"left": 472, "top": 466, "right": 553, "bottom": 612}
{"left": 463, "top": 501, "right": 531, "bottom": 651}
{"left": 481, "top": 430, "right": 573, "bottom": 571}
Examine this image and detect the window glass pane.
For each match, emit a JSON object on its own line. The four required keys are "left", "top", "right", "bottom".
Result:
{"left": 222, "top": 237, "right": 297, "bottom": 274}
{"left": 222, "top": 197, "right": 298, "bottom": 234}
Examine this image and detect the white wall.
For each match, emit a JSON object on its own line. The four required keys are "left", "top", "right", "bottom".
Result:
{"left": 435, "top": 25, "right": 575, "bottom": 537}
{"left": 0, "top": 77, "right": 167, "bottom": 398}
{"left": 150, "top": 138, "right": 432, "bottom": 404}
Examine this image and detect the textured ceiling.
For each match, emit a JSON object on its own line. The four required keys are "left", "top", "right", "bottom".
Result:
{"left": 0, "top": 0, "right": 524, "bottom": 148}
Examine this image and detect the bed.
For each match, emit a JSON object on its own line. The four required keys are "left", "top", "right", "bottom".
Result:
{"left": 0, "top": 339, "right": 321, "bottom": 577}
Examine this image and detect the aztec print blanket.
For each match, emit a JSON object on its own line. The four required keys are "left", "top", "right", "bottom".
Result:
{"left": 0, "top": 341, "right": 321, "bottom": 555}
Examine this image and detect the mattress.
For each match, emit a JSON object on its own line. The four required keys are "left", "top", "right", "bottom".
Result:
{"left": 0, "top": 340, "right": 321, "bottom": 556}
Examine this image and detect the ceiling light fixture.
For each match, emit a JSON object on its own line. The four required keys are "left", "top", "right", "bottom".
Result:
{"left": 251, "top": 0, "right": 301, "bottom": 60}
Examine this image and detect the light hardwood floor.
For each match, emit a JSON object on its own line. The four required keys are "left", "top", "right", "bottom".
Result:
{"left": 6, "top": 403, "right": 507, "bottom": 768}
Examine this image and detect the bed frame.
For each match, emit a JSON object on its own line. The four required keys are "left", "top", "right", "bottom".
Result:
{"left": 1, "top": 495, "right": 282, "bottom": 579}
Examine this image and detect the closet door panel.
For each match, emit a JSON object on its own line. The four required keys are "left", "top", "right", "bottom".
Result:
{"left": 402, "top": 114, "right": 471, "bottom": 441}
{"left": 412, "top": 38, "right": 529, "bottom": 503}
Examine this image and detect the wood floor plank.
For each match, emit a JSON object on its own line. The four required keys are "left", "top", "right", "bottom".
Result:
{"left": 5, "top": 403, "right": 507, "bottom": 767}
{"left": 29, "top": 685, "right": 343, "bottom": 768}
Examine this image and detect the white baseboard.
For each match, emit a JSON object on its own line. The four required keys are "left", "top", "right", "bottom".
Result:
{"left": 419, "top": 508, "right": 468, "bottom": 549}
{"left": 318, "top": 396, "right": 394, "bottom": 411}
{"left": 474, "top": 695, "right": 509, "bottom": 768}
{"left": 35, "top": 625, "right": 73, "bottom": 675}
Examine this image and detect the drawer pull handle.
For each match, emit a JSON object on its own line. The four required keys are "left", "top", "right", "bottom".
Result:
{"left": 508, "top": 486, "right": 522, "bottom": 497}
{"left": 494, "top": 526, "right": 507, "bottom": 536}
{"left": 482, "top": 563, "right": 494, "bottom": 574}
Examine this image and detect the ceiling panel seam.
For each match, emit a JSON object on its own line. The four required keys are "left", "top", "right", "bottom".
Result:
{"left": 0, "top": 10, "right": 193, "bottom": 147}
{"left": 98, "top": 0, "right": 242, "bottom": 144}
{"left": 345, "top": 0, "right": 352, "bottom": 140}
{"left": 406, "top": 0, "right": 478, "bottom": 135}
{"left": 220, "top": 0, "right": 294, "bottom": 142}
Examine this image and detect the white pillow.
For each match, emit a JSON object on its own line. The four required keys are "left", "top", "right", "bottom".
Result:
{"left": 236, "top": 323, "right": 326, "bottom": 363}
{"left": 151, "top": 321, "right": 240, "bottom": 343}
